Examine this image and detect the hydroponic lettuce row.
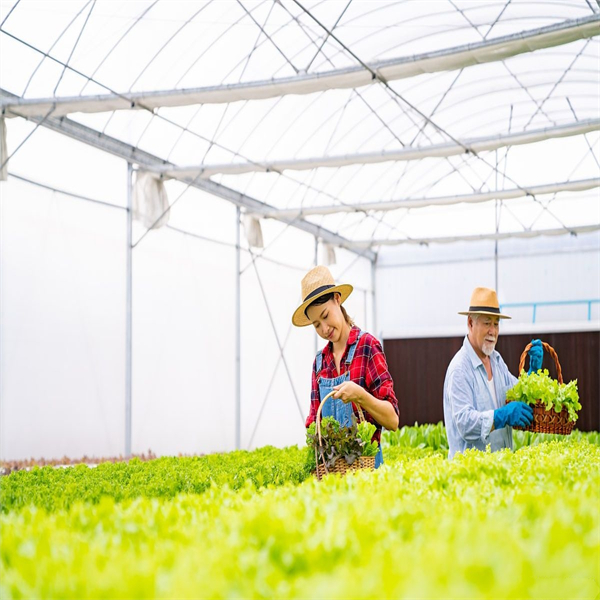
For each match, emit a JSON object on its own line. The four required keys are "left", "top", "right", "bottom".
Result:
{"left": 2, "top": 425, "right": 598, "bottom": 513}
{"left": 0, "top": 446, "right": 312, "bottom": 513}
{"left": 506, "top": 368, "right": 581, "bottom": 422}
{"left": 1, "top": 441, "right": 598, "bottom": 600}
{"left": 382, "top": 422, "right": 600, "bottom": 450}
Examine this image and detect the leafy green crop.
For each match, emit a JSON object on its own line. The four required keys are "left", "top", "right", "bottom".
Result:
{"left": 1, "top": 442, "right": 598, "bottom": 599}
{"left": 357, "top": 421, "right": 379, "bottom": 457}
{"left": 383, "top": 421, "right": 449, "bottom": 451}
{"left": 306, "top": 417, "right": 380, "bottom": 471}
{"left": 506, "top": 369, "right": 581, "bottom": 422}
{"left": 0, "top": 445, "right": 312, "bottom": 514}
{"left": 3, "top": 424, "right": 597, "bottom": 517}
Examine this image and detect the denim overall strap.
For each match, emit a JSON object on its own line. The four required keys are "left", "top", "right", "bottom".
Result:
{"left": 315, "top": 330, "right": 384, "bottom": 468}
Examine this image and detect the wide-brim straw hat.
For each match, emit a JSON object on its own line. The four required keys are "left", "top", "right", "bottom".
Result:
{"left": 458, "top": 287, "right": 511, "bottom": 319}
{"left": 292, "top": 266, "right": 353, "bottom": 327}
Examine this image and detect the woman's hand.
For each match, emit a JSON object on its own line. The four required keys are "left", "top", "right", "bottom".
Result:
{"left": 332, "top": 381, "right": 399, "bottom": 431}
{"left": 332, "top": 381, "right": 366, "bottom": 405}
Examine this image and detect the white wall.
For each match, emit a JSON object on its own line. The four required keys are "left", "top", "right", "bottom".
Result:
{"left": 376, "top": 233, "right": 600, "bottom": 339}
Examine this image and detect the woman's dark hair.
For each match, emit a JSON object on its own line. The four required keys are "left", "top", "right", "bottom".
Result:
{"left": 304, "top": 292, "right": 354, "bottom": 326}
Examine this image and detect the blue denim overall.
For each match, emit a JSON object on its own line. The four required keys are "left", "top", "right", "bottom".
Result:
{"left": 316, "top": 330, "right": 384, "bottom": 468}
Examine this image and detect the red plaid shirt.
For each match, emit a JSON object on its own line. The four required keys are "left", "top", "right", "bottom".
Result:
{"left": 306, "top": 326, "right": 398, "bottom": 443}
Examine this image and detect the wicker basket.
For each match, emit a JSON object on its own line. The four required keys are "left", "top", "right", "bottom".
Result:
{"left": 314, "top": 391, "right": 376, "bottom": 480}
{"left": 508, "top": 341, "right": 575, "bottom": 435}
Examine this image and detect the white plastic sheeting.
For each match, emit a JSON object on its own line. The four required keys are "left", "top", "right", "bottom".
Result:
{"left": 0, "top": 125, "right": 374, "bottom": 460}
{"left": 265, "top": 177, "right": 600, "bottom": 218}
{"left": 2, "top": 15, "right": 598, "bottom": 117}
{"left": 0, "top": 175, "right": 127, "bottom": 461}
{"left": 158, "top": 119, "right": 600, "bottom": 179}
{"left": 376, "top": 233, "right": 600, "bottom": 339}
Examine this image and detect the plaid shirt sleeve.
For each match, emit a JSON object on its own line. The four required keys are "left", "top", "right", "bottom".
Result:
{"left": 305, "top": 357, "right": 320, "bottom": 428}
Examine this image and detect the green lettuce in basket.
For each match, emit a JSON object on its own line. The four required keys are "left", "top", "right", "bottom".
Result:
{"left": 506, "top": 368, "right": 581, "bottom": 423}
{"left": 357, "top": 421, "right": 379, "bottom": 457}
{"left": 305, "top": 417, "right": 379, "bottom": 471}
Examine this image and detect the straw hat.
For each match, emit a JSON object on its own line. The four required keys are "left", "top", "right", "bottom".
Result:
{"left": 458, "top": 287, "right": 511, "bottom": 319}
{"left": 292, "top": 266, "right": 353, "bottom": 327}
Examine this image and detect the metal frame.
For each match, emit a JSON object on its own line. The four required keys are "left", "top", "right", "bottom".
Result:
{"left": 235, "top": 207, "right": 241, "bottom": 450}
{"left": 259, "top": 177, "right": 600, "bottom": 218}
{"left": 351, "top": 224, "right": 600, "bottom": 248}
{"left": 125, "top": 163, "right": 133, "bottom": 458}
{"left": 2, "top": 15, "right": 598, "bottom": 117}
{"left": 0, "top": 89, "right": 376, "bottom": 263}
{"left": 156, "top": 120, "right": 600, "bottom": 180}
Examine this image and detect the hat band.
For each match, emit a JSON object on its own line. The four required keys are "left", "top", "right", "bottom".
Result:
{"left": 304, "top": 284, "right": 335, "bottom": 303}
{"left": 469, "top": 305, "right": 500, "bottom": 313}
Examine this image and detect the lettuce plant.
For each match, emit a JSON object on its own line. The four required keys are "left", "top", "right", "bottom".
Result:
{"left": 306, "top": 416, "right": 379, "bottom": 470}
{"left": 506, "top": 368, "right": 581, "bottom": 422}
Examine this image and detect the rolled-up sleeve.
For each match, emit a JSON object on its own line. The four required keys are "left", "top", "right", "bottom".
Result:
{"left": 447, "top": 368, "right": 494, "bottom": 444}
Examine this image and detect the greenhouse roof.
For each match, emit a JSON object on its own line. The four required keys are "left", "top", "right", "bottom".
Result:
{"left": 1, "top": 0, "right": 599, "bottom": 253}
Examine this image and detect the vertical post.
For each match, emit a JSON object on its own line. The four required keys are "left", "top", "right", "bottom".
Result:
{"left": 371, "top": 257, "right": 378, "bottom": 340}
{"left": 494, "top": 203, "right": 499, "bottom": 293}
{"left": 494, "top": 149, "right": 499, "bottom": 294}
{"left": 314, "top": 236, "right": 318, "bottom": 355}
{"left": 235, "top": 206, "right": 241, "bottom": 450}
{"left": 125, "top": 163, "right": 133, "bottom": 458}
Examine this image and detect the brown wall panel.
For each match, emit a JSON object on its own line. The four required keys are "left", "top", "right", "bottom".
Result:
{"left": 384, "top": 330, "right": 600, "bottom": 432}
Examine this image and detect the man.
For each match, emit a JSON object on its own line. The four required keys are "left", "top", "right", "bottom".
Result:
{"left": 443, "top": 287, "right": 542, "bottom": 459}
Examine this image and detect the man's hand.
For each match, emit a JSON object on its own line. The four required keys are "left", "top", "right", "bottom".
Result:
{"left": 332, "top": 381, "right": 366, "bottom": 405}
{"left": 494, "top": 401, "right": 534, "bottom": 429}
{"left": 528, "top": 339, "right": 544, "bottom": 374}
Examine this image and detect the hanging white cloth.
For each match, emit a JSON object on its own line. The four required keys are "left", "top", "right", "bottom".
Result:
{"left": 243, "top": 215, "right": 264, "bottom": 248}
{"left": 323, "top": 243, "right": 337, "bottom": 266}
{"left": 132, "top": 170, "right": 170, "bottom": 229}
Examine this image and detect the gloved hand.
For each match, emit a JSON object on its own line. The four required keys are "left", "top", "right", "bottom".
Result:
{"left": 494, "top": 401, "right": 534, "bottom": 429}
{"left": 528, "top": 339, "right": 544, "bottom": 374}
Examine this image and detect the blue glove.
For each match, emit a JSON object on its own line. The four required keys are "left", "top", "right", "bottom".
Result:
{"left": 528, "top": 339, "right": 543, "bottom": 374}
{"left": 494, "top": 401, "right": 534, "bottom": 429}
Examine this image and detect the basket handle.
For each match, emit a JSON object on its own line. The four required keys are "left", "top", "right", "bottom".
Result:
{"left": 518, "top": 341, "right": 563, "bottom": 384}
{"left": 314, "top": 390, "right": 366, "bottom": 475}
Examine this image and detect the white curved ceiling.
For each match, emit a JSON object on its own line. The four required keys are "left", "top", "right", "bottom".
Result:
{"left": 1, "top": 0, "right": 598, "bottom": 251}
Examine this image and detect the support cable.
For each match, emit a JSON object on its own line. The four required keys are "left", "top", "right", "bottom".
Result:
{"left": 53, "top": 0, "right": 96, "bottom": 96}
{"left": 245, "top": 243, "right": 305, "bottom": 423}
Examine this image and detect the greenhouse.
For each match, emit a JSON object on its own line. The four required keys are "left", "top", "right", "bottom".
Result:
{"left": 0, "top": 1, "right": 599, "bottom": 598}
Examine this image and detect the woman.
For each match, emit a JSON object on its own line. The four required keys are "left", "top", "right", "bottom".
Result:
{"left": 292, "top": 265, "right": 399, "bottom": 468}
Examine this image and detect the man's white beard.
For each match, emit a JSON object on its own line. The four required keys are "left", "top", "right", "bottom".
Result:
{"left": 482, "top": 341, "right": 496, "bottom": 356}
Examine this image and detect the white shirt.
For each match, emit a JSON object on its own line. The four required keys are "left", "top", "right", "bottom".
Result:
{"left": 486, "top": 376, "right": 498, "bottom": 409}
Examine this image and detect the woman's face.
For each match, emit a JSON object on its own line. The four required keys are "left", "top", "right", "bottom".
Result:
{"left": 306, "top": 294, "right": 347, "bottom": 343}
